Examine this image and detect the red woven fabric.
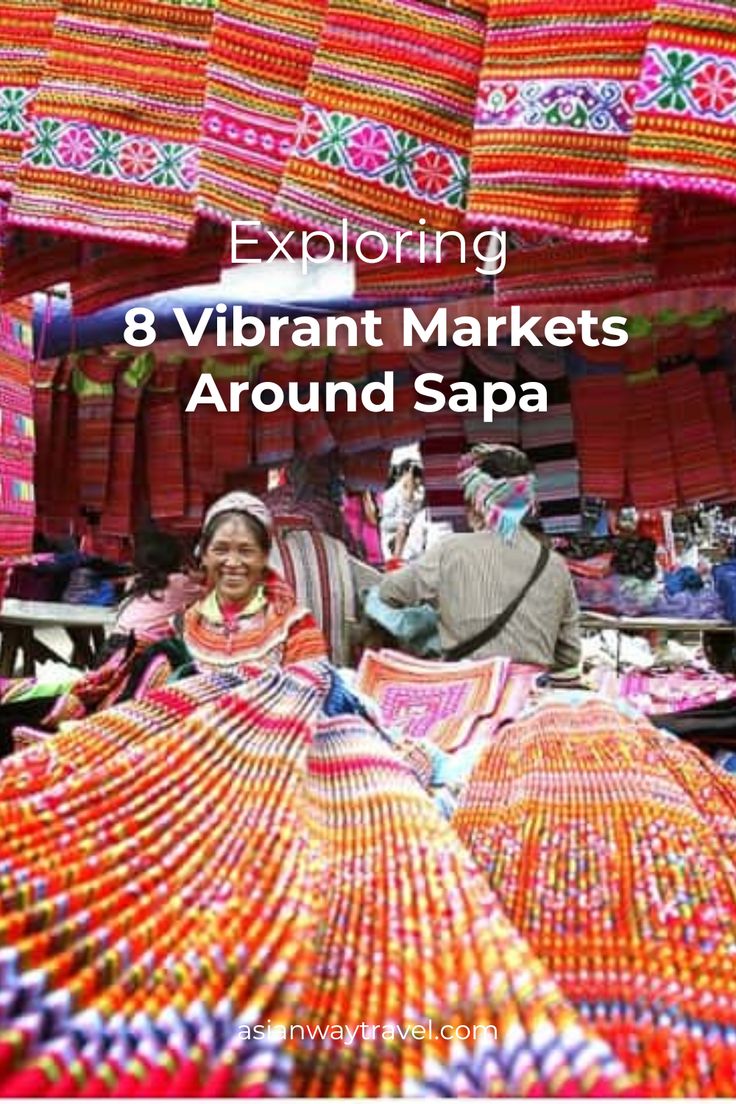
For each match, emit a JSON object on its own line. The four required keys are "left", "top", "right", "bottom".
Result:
{"left": 144, "top": 364, "right": 186, "bottom": 521}
{"left": 570, "top": 375, "right": 627, "bottom": 503}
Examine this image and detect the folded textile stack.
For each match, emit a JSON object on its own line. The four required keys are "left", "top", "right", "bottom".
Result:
{"left": 0, "top": 663, "right": 636, "bottom": 1097}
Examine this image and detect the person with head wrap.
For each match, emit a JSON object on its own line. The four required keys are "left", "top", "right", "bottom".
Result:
{"left": 378, "top": 445, "right": 581, "bottom": 669}
{"left": 1, "top": 494, "right": 328, "bottom": 749}
{"left": 182, "top": 491, "right": 328, "bottom": 670}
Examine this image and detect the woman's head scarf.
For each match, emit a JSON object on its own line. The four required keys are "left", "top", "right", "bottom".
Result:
{"left": 198, "top": 492, "right": 274, "bottom": 555}
{"left": 458, "top": 444, "right": 536, "bottom": 543}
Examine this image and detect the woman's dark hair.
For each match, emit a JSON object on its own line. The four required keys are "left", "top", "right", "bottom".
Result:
{"left": 387, "top": 459, "right": 423, "bottom": 487}
{"left": 128, "top": 529, "right": 185, "bottom": 600}
{"left": 477, "top": 446, "right": 533, "bottom": 480}
{"left": 199, "top": 509, "right": 272, "bottom": 558}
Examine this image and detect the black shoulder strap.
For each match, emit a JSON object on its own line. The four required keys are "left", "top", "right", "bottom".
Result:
{"left": 444, "top": 544, "right": 550, "bottom": 662}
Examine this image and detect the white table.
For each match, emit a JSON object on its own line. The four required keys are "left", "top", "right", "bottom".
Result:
{"left": 0, "top": 599, "right": 116, "bottom": 677}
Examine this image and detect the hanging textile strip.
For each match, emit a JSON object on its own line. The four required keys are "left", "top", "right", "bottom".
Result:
{"left": 660, "top": 362, "right": 728, "bottom": 503}
{"left": 569, "top": 374, "right": 627, "bottom": 503}
{"left": 73, "top": 353, "right": 115, "bottom": 514}
{"left": 253, "top": 359, "right": 295, "bottom": 466}
{"left": 198, "top": 0, "right": 325, "bottom": 224}
{"left": 293, "top": 354, "right": 337, "bottom": 458}
{"left": 340, "top": 447, "right": 391, "bottom": 490}
{"left": 42, "top": 356, "right": 79, "bottom": 536}
{"left": 180, "top": 358, "right": 218, "bottom": 503}
{"left": 467, "top": 0, "right": 654, "bottom": 242}
{"left": 0, "top": 1, "right": 58, "bottom": 193}
{"left": 625, "top": 372, "right": 679, "bottom": 508}
{"left": 326, "top": 351, "right": 383, "bottom": 454}
{"left": 101, "top": 353, "right": 152, "bottom": 538}
{"left": 70, "top": 221, "right": 226, "bottom": 316}
{"left": 200, "top": 356, "right": 255, "bottom": 486}
{"left": 629, "top": 0, "right": 736, "bottom": 203}
{"left": 704, "top": 371, "right": 736, "bottom": 499}
{"left": 356, "top": 648, "right": 510, "bottom": 751}
{"left": 274, "top": 0, "right": 485, "bottom": 242}
{"left": 144, "top": 362, "right": 186, "bottom": 522}
{"left": 8, "top": 0, "right": 214, "bottom": 249}
{"left": 372, "top": 352, "right": 426, "bottom": 448}
{"left": 29, "top": 360, "right": 55, "bottom": 518}
{"left": 452, "top": 697, "right": 736, "bottom": 1096}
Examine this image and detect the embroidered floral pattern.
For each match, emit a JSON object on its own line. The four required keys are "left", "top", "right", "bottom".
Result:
{"left": 293, "top": 105, "right": 468, "bottom": 209}
{"left": 476, "top": 78, "right": 637, "bottom": 134}
{"left": 636, "top": 47, "right": 736, "bottom": 121}
{"left": 0, "top": 87, "right": 30, "bottom": 135}
{"left": 20, "top": 118, "right": 198, "bottom": 191}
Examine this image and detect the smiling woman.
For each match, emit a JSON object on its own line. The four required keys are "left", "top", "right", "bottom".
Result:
{"left": 183, "top": 492, "right": 329, "bottom": 669}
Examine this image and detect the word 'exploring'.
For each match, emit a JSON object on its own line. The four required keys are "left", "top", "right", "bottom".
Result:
{"left": 185, "top": 371, "right": 547, "bottom": 424}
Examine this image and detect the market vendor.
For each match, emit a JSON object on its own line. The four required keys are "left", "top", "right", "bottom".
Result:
{"left": 0, "top": 493, "right": 329, "bottom": 752}
{"left": 378, "top": 444, "right": 580, "bottom": 668}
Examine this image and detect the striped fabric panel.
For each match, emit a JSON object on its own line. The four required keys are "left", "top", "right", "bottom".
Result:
{"left": 274, "top": 0, "right": 485, "bottom": 241}
{"left": 0, "top": 1, "right": 57, "bottom": 192}
{"left": 74, "top": 353, "right": 115, "bottom": 513}
{"left": 625, "top": 373, "right": 678, "bottom": 508}
{"left": 70, "top": 222, "right": 226, "bottom": 316}
{"left": 629, "top": 0, "right": 736, "bottom": 204}
{"left": 198, "top": 0, "right": 325, "bottom": 224}
{"left": 660, "top": 362, "right": 728, "bottom": 503}
{"left": 494, "top": 239, "right": 657, "bottom": 304}
{"left": 468, "top": 0, "right": 654, "bottom": 241}
{"left": 143, "top": 364, "right": 186, "bottom": 522}
{"left": 9, "top": 0, "right": 214, "bottom": 249}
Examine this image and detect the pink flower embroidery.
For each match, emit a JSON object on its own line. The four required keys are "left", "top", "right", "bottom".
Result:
{"left": 119, "top": 139, "right": 158, "bottom": 179}
{"left": 346, "top": 125, "right": 391, "bottom": 173}
{"left": 412, "top": 149, "right": 453, "bottom": 197}
{"left": 295, "top": 109, "right": 323, "bottom": 154}
{"left": 692, "top": 61, "right": 736, "bottom": 114}
{"left": 56, "top": 127, "right": 95, "bottom": 169}
{"left": 636, "top": 54, "right": 666, "bottom": 105}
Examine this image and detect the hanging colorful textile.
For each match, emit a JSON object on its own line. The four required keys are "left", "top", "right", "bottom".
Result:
{"left": 569, "top": 373, "right": 628, "bottom": 503}
{"left": 43, "top": 356, "right": 78, "bottom": 537}
{"left": 326, "top": 352, "right": 383, "bottom": 453}
{"left": 101, "top": 354, "right": 152, "bottom": 538}
{"left": 70, "top": 221, "right": 226, "bottom": 316}
{"left": 28, "top": 359, "right": 55, "bottom": 521}
{"left": 198, "top": 0, "right": 325, "bottom": 224}
{"left": 293, "top": 354, "right": 336, "bottom": 457}
{"left": 629, "top": 0, "right": 736, "bottom": 204}
{"left": 72, "top": 352, "right": 115, "bottom": 514}
{"left": 143, "top": 362, "right": 186, "bottom": 522}
{"left": 253, "top": 359, "right": 295, "bottom": 465}
{"left": 8, "top": 0, "right": 214, "bottom": 249}
{"left": 453, "top": 696, "right": 736, "bottom": 1096}
{"left": 467, "top": 0, "right": 654, "bottom": 242}
{"left": 0, "top": 665, "right": 637, "bottom": 1096}
{"left": 661, "top": 362, "right": 728, "bottom": 503}
{"left": 275, "top": 0, "right": 485, "bottom": 242}
{"left": 704, "top": 370, "right": 736, "bottom": 499}
{"left": 0, "top": 1, "right": 57, "bottom": 193}
{"left": 625, "top": 372, "right": 678, "bottom": 508}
